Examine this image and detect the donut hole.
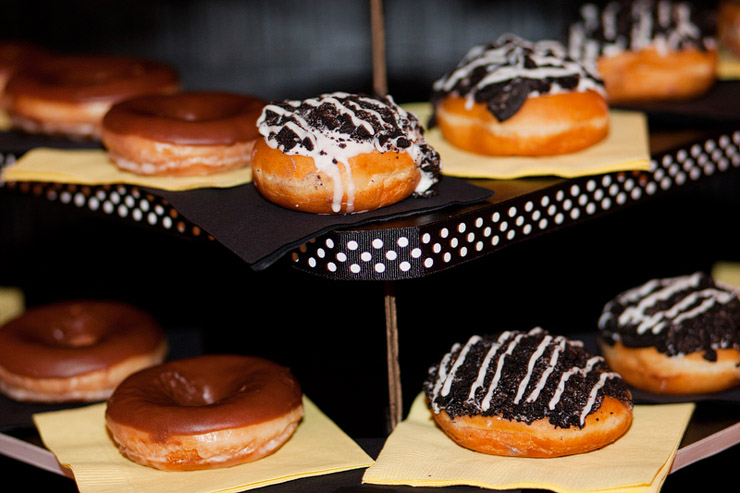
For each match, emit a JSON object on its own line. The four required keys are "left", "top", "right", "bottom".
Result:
{"left": 156, "top": 370, "right": 252, "bottom": 407}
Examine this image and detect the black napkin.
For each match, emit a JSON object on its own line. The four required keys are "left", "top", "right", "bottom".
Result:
{"left": 146, "top": 177, "right": 493, "bottom": 272}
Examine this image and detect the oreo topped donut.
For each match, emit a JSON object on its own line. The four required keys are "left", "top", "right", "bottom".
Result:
{"left": 424, "top": 328, "right": 632, "bottom": 457}
{"left": 429, "top": 34, "right": 609, "bottom": 156}
{"left": 568, "top": 0, "right": 717, "bottom": 103}
{"left": 252, "top": 92, "right": 441, "bottom": 214}
{"left": 598, "top": 272, "right": 740, "bottom": 394}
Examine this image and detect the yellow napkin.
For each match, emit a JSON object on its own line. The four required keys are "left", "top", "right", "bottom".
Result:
{"left": 0, "top": 286, "right": 24, "bottom": 326}
{"left": 718, "top": 48, "right": 740, "bottom": 80}
{"left": 33, "top": 396, "right": 373, "bottom": 493}
{"left": 712, "top": 261, "right": 740, "bottom": 288}
{"left": 403, "top": 103, "right": 651, "bottom": 180}
{"left": 1, "top": 147, "right": 252, "bottom": 191}
{"left": 363, "top": 393, "right": 694, "bottom": 493}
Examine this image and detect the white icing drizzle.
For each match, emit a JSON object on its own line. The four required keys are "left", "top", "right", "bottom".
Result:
{"left": 547, "top": 356, "right": 604, "bottom": 411}
{"left": 525, "top": 336, "right": 567, "bottom": 404}
{"left": 608, "top": 272, "right": 737, "bottom": 336}
{"left": 440, "top": 335, "right": 481, "bottom": 398}
{"left": 432, "top": 33, "right": 605, "bottom": 110}
{"left": 257, "top": 92, "right": 439, "bottom": 213}
{"left": 467, "top": 331, "right": 514, "bottom": 403}
{"left": 579, "top": 371, "right": 617, "bottom": 427}
{"left": 480, "top": 331, "right": 528, "bottom": 412}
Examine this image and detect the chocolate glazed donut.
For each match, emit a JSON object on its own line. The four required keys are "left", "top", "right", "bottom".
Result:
{"left": 105, "top": 354, "right": 304, "bottom": 471}
{"left": 0, "top": 300, "right": 167, "bottom": 402}
{"left": 4, "top": 54, "right": 180, "bottom": 139}
{"left": 101, "top": 91, "right": 265, "bottom": 176}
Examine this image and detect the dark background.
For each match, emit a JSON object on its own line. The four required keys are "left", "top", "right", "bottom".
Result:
{"left": 0, "top": 0, "right": 738, "bottom": 491}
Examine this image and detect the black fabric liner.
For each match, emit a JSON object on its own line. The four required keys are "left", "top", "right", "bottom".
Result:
{"left": 146, "top": 177, "right": 493, "bottom": 271}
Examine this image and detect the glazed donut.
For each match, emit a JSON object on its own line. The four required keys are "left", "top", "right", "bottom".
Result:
{"left": 252, "top": 91, "right": 440, "bottom": 214}
{"left": 105, "top": 354, "right": 303, "bottom": 471}
{"left": 718, "top": 1, "right": 740, "bottom": 58}
{"left": 598, "top": 272, "right": 740, "bottom": 395}
{"left": 429, "top": 34, "right": 609, "bottom": 157}
{"left": 0, "top": 300, "right": 167, "bottom": 403}
{"left": 0, "top": 41, "right": 51, "bottom": 104}
{"left": 568, "top": 0, "right": 718, "bottom": 104}
{"left": 4, "top": 54, "right": 180, "bottom": 139}
{"left": 101, "top": 91, "right": 265, "bottom": 176}
{"left": 423, "top": 328, "right": 633, "bottom": 458}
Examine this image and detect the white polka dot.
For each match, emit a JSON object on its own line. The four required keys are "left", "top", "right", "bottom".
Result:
{"left": 507, "top": 230, "right": 515, "bottom": 240}
{"left": 374, "top": 263, "right": 386, "bottom": 273}
{"left": 325, "top": 238, "right": 335, "bottom": 248}
{"left": 459, "top": 247, "right": 468, "bottom": 257}
{"left": 397, "top": 237, "right": 409, "bottom": 248}
{"left": 372, "top": 238, "right": 384, "bottom": 249}
{"left": 350, "top": 264, "right": 361, "bottom": 273}
{"left": 317, "top": 248, "right": 326, "bottom": 258}
{"left": 117, "top": 205, "right": 128, "bottom": 217}
{"left": 421, "top": 233, "right": 430, "bottom": 244}
{"left": 360, "top": 252, "right": 372, "bottom": 262}
{"left": 443, "top": 252, "right": 452, "bottom": 262}
{"left": 457, "top": 222, "right": 466, "bottom": 233}
{"left": 440, "top": 227, "right": 449, "bottom": 238}
{"left": 308, "top": 258, "right": 317, "bottom": 268}
{"left": 467, "top": 232, "right": 475, "bottom": 242}
{"left": 411, "top": 248, "right": 422, "bottom": 258}
{"left": 327, "top": 262, "right": 337, "bottom": 272}
{"left": 508, "top": 206, "right": 517, "bottom": 217}
{"left": 336, "top": 252, "right": 347, "bottom": 262}
{"left": 74, "top": 193, "right": 85, "bottom": 207}
{"left": 347, "top": 240, "right": 359, "bottom": 250}
{"left": 386, "top": 250, "right": 398, "bottom": 261}
{"left": 400, "top": 261, "right": 411, "bottom": 272}
{"left": 433, "top": 243, "right": 442, "bottom": 253}
{"left": 449, "top": 238, "right": 458, "bottom": 248}
{"left": 424, "top": 258, "right": 434, "bottom": 268}
{"left": 162, "top": 217, "right": 172, "bottom": 229}
{"left": 491, "top": 212, "right": 501, "bottom": 222}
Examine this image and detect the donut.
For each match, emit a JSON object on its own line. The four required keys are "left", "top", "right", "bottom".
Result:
{"left": 568, "top": 0, "right": 718, "bottom": 104}
{"left": 252, "top": 91, "right": 440, "bottom": 214}
{"left": 4, "top": 54, "right": 180, "bottom": 139}
{"left": 0, "top": 300, "right": 167, "bottom": 403}
{"left": 429, "top": 34, "right": 609, "bottom": 157}
{"left": 598, "top": 272, "right": 740, "bottom": 395}
{"left": 718, "top": 1, "right": 740, "bottom": 58}
{"left": 101, "top": 91, "right": 265, "bottom": 176}
{"left": 423, "top": 328, "right": 633, "bottom": 458}
{"left": 0, "top": 41, "right": 51, "bottom": 105}
{"left": 105, "top": 354, "right": 303, "bottom": 471}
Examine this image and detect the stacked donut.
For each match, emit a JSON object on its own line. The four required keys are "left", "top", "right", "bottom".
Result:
{"left": 568, "top": 0, "right": 718, "bottom": 103}
{"left": 598, "top": 272, "right": 740, "bottom": 395}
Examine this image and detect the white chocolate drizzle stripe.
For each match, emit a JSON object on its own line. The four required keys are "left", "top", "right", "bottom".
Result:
{"left": 440, "top": 335, "right": 481, "bottom": 398}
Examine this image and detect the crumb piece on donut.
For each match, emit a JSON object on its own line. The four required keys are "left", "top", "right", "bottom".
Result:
{"left": 568, "top": 0, "right": 718, "bottom": 103}
{"left": 101, "top": 91, "right": 265, "bottom": 176}
{"left": 423, "top": 328, "right": 633, "bottom": 458}
{"left": 105, "top": 354, "right": 303, "bottom": 471}
{"left": 252, "top": 92, "right": 441, "bottom": 214}
{"left": 0, "top": 300, "right": 167, "bottom": 403}
{"left": 429, "top": 34, "right": 609, "bottom": 156}
{"left": 598, "top": 272, "right": 740, "bottom": 394}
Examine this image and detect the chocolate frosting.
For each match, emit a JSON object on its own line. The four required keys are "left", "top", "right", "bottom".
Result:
{"left": 102, "top": 91, "right": 265, "bottom": 146}
{"left": 5, "top": 54, "right": 180, "bottom": 102}
{"left": 430, "top": 34, "right": 604, "bottom": 123}
{"left": 598, "top": 272, "right": 740, "bottom": 361}
{"left": 0, "top": 300, "right": 166, "bottom": 378}
{"left": 105, "top": 354, "right": 303, "bottom": 439}
{"left": 424, "top": 328, "right": 631, "bottom": 429}
{"left": 568, "top": 0, "right": 716, "bottom": 61}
